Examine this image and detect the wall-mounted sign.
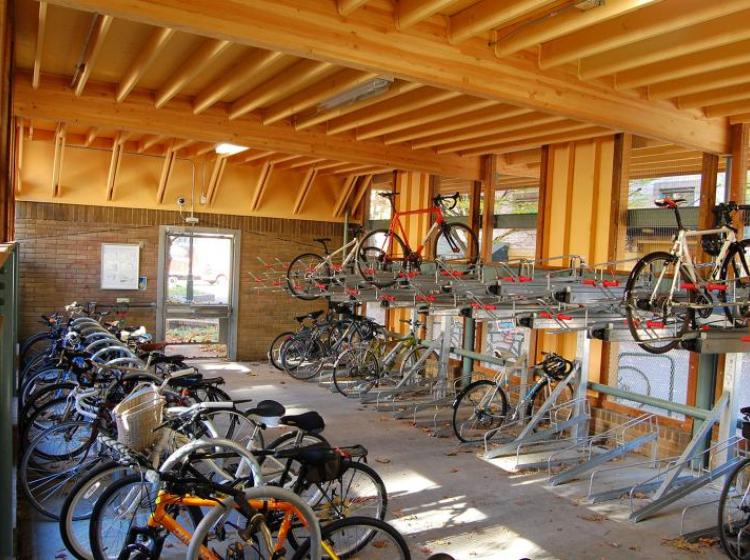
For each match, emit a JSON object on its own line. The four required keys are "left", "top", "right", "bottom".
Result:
{"left": 101, "top": 243, "right": 140, "bottom": 290}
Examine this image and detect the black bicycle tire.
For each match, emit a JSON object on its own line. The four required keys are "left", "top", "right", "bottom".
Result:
{"left": 718, "top": 456, "right": 750, "bottom": 560}
{"left": 269, "top": 331, "right": 295, "bottom": 370}
{"left": 451, "top": 379, "right": 509, "bottom": 443}
{"left": 287, "top": 253, "right": 330, "bottom": 300}
{"left": 432, "top": 222, "right": 479, "bottom": 265}
{"left": 356, "top": 229, "right": 408, "bottom": 289}
{"left": 719, "top": 239, "right": 750, "bottom": 328}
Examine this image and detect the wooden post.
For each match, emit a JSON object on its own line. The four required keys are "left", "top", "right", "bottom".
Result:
{"left": 608, "top": 133, "right": 631, "bottom": 268}
{"left": 535, "top": 145, "right": 550, "bottom": 260}
{"left": 729, "top": 123, "right": 749, "bottom": 231}
{"left": 480, "top": 154, "right": 497, "bottom": 262}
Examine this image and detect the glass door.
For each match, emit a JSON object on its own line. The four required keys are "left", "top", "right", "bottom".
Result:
{"left": 157, "top": 227, "right": 240, "bottom": 359}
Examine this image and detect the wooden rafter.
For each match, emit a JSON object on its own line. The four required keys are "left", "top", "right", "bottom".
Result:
{"left": 649, "top": 63, "right": 750, "bottom": 101}
{"left": 51, "top": 122, "right": 66, "bottom": 197}
{"left": 327, "top": 88, "right": 459, "bottom": 136}
{"left": 117, "top": 27, "right": 174, "bottom": 102}
{"left": 337, "top": 0, "right": 369, "bottom": 16}
{"left": 355, "top": 97, "right": 497, "bottom": 141}
{"left": 15, "top": 120, "right": 24, "bottom": 193}
{"left": 205, "top": 156, "right": 228, "bottom": 205}
{"left": 384, "top": 106, "right": 529, "bottom": 145}
{"left": 155, "top": 38, "right": 231, "bottom": 108}
{"left": 281, "top": 157, "right": 326, "bottom": 170}
{"left": 349, "top": 174, "right": 373, "bottom": 212}
{"left": 230, "top": 59, "right": 334, "bottom": 120}
{"left": 240, "top": 150, "right": 274, "bottom": 164}
{"left": 706, "top": 99, "right": 750, "bottom": 119}
{"left": 495, "top": 0, "right": 658, "bottom": 57}
{"left": 334, "top": 166, "right": 393, "bottom": 176}
{"left": 539, "top": 0, "right": 748, "bottom": 69}
{"left": 193, "top": 50, "right": 286, "bottom": 114}
{"left": 189, "top": 143, "right": 217, "bottom": 157}
{"left": 332, "top": 175, "right": 358, "bottom": 217}
{"left": 678, "top": 84, "right": 750, "bottom": 111}
{"left": 450, "top": 0, "right": 551, "bottom": 44}
{"left": 33, "top": 2, "right": 48, "bottom": 89}
{"left": 578, "top": 9, "right": 750, "bottom": 80}
{"left": 156, "top": 140, "right": 177, "bottom": 204}
{"left": 267, "top": 154, "right": 299, "bottom": 166}
{"left": 263, "top": 69, "right": 378, "bottom": 125}
{"left": 250, "top": 162, "right": 274, "bottom": 211}
{"left": 459, "top": 126, "right": 614, "bottom": 156}
{"left": 137, "top": 134, "right": 163, "bottom": 153}
{"left": 397, "top": 0, "right": 458, "bottom": 30}
{"left": 15, "top": 74, "right": 482, "bottom": 179}
{"left": 105, "top": 131, "right": 126, "bottom": 200}
{"left": 43, "top": 0, "right": 729, "bottom": 152}
{"left": 313, "top": 161, "right": 352, "bottom": 172}
{"left": 292, "top": 168, "right": 318, "bottom": 215}
{"left": 73, "top": 14, "right": 113, "bottom": 96}
{"left": 294, "top": 80, "right": 420, "bottom": 131}
{"left": 84, "top": 126, "right": 98, "bottom": 146}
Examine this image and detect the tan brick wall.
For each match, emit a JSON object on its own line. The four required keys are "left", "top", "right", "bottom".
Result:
{"left": 15, "top": 201, "right": 342, "bottom": 360}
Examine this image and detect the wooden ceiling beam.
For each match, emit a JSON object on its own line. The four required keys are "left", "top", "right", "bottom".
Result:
{"left": 333, "top": 175, "right": 358, "bottom": 217}
{"left": 355, "top": 97, "right": 497, "bottom": 141}
{"left": 616, "top": 39, "right": 750, "bottom": 90}
{"left": 327, "top": 88, "right": 460, "bottom": 135}
{"left": 73, "top": 14, "right": 113, "bottom": 96}
{"left": 282, "top": 157, "right": 326, "bottom": 170}
{"left": 678, "top": 83, "right": 750, "bottom": 111}
{"left": 187, "top": 142, "right": 216, "bottom": 157}
{"left": 436, "top": 120, "right": 588, "bottom": 154}
{"left": 15, "top": 120, "right": 24, "bottom": 193}
{"left": 105, "top": 131, "right": 126, "bottom": 201}
{"left": 459, "top": 126, "right": 614, "bottom": 156}
{"left": 349, "top": 174, "right": 373, "bottom": 211}
{"left": 44, "top": 0, "right": 728, "bottom": 153}
{"left": 630, "top": 144, "right": 687, "bottom": 158}
{"left": 413, "top": 113, "right": 563, "bottom": 150}
{"left": 449, "top": 0, "right": 551, "bottom": 44}
{"left": 51, "top": 123, "right": 66, "bottom": 197}
{"left": 292, "top": 168, "right": 318, "bottom": 215}
{"left": 137, "top": 134, "right": 163, "bottom": 153}
{"left": 383, "top": 106, "right": 530, "bottom": 145}
{"left": 337, "top": 0, "right": 369, "bottom": 16}
{"left": 156, "top": 140, "right": 177, "bottom": 204}
{"left": 495, "top": 0, "right": 657, "bottom": 57}
{"left": 33, "top": 2, "right": 48, "bottom": 89}
{"left": 263, "top": 68, "right": 379, "bottom": 125}
{"left": 155, "top": 38, "right": 231, "bottom": 108}
{"left": 204, "top": 155, "right": 228, "bottom": 205}
{"left": 16, "top": 74, "right": 482, "bottom": 179}
{"left": 630, "top": 151, "right": 701, "bottom": 166}
{"left": 579, "top": 9, "right": 750, "bottom": 80}
{"left": 397, "top": 0, "right": 458, "bottom": 30}
{"left": 117, "top": 27, "right": 174, "bottom": 103}
{"left": 502, "top": 148, "right": 541, "bottom": 165}
{"left": 250, "top": 162, "right": 274, "bottom": 211}
{"left": 267, "top": 154, "right": 299, "bottom": 165}
{"left": 314, "top": 161, "right": 351, "bottom": 172}
{"left": 333, "top": 166, "right": 391, "bottom": 176}
{"left": 239, "top": 150, "right": 274, "bottom": 164}
{"left": 648, "top": 63, "right": 750, "bottom": 101}
{"left": 84, "top": 126, "right": 98, "bottom": 147}
{"left": 540, "top": 0, "right": 748, "bottom": 69}
{"left": 230, "top": 59, "right": 334, "bottom": 120}
{"left": 193, "top": 49, "right": 285, "bottom": 114}
{"left": 295, "top": 80, "right": 420, "bottom": 131}
{"left": 705, "top": 99, "right": 750, "bottom": 120}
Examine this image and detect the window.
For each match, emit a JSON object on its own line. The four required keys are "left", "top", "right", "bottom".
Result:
{"left": 490, "top": 186, "right": 539, "bottom": 261}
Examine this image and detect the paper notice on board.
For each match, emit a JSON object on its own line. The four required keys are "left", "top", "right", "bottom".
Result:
{"left": 101, "top": 243, "right": 140, "bottom": 290}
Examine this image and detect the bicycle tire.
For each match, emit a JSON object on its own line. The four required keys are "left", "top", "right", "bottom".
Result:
{"left": 433, "top": 222, "right": 479, "bottom": 265}
{"left": 21, "top": 381, "right": 76, "bottom": 425}
{"left": 282, "top": 336, "right": 326, "bottom": 380}
{"left": 719, "top": 238, "right": 750, "bottom": 328}
{"left": 527, "top": 380, "right": 576, "bottom": 432}
{"left": 291, "top": 516, "right": 411, "bottom": 560}
{"left": 357, "top": 229, "right": 408, "bottom": 289}
{"left": 269, "top": 331, "right": 295, "bottom": 370}
{"left": 624, "top": 251, "right": 693, "bottom": 354}
{"left": 287, "top": 253, "right": 331, "bottom": 300}
{"left": 452, "top": 379, "right": 508, "bottom": 443}
{"left": 719, "top": 456, "right": 750, "bottom": 559}
{"left": 332, "top": 348, "right": 380, "bottom": 398}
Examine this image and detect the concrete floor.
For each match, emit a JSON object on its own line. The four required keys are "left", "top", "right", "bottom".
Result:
{"left": 24, "top": 361, "right": 726, "bottom": 559}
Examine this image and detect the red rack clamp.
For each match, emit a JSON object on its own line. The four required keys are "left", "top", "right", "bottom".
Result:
{"left": 741, "top": 336, "right": 750, "bottom": 342}
{"left": 518, "top": 276, "right": 533, "bottom": 283}
{"left": 398, "top": 271, "right": 419, "bottom": 278}
{"left": 345, "top": 288, "right": 360, "bottom": 296}
{"left": 440, "top": 270, "right": 465, "bottom": 277}
{"left": 556, "top": 313, "right": 573, "bottom": 321}
{"left": 415, "top": 295, "right": 436, "bottom": 303}
{"left": 680, "top": 283, "right": 697, "bottom": 291}
{"left": 499, "top": 276, "right": 515, "bottom": 282}
{"left": 646, "top": 320, "right": 664, "bottom": 329}
{"left": 379, "top": 295, "right": 397, "bottom": 302}
{"left": 582, "top": 279, "right": 597, "bottom": 286}
{"left": 602, "top": 280, "right": 620, "bottom": 288}
{"left": 539, "top": 311, "right": 553, "bottom": 319}
{"left": 331, "top": 264, "right": 343, "bottom": 272}
{"left": 707, "top": 283, "right": 727, "bottom": 292}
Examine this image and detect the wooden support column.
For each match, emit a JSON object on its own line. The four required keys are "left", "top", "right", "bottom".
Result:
{"left": 105, "top": 132, "right": 126, "bottom": 201}
{"left": 156, "top": 140, "right": 177, "bottom": 204}
{"left": 535, "top": 146, "right": 550, "bottom": 260}
{"left": 292, "top": 167, "right": 318, "bottom": 215}
{"left": 469, "top": 179, "right": 482, "bottom": 260}
{"left": 480, "top": 154, "right": 497, "bottom": 262}
{"left": 608, "top": 133, "right": 631, "bottom": 267}
{"left": 729, "top": 123, "right": 749, "bottom": 231}
{"left": 51, "top": 123, "right": 66, "bottom": 198}
{"left": 250, "top": 162, "right": 274, "bottom": 211}
{"left": 333, "top": 175, "right": 358, "bottom": 218}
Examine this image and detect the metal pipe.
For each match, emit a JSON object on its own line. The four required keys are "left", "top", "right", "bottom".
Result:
{"left": 589, "top": 382, "right": 711, "bottom": 421}
{"left": 461, "top": 316, "right": 475, "bottom": 387}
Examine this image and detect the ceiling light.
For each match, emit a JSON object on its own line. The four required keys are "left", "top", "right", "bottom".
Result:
{"left": 215, "top": 143, "right": 249, "bottom": 156}
{"left": 318, "top": 77, "right": 394, "bottom": 111}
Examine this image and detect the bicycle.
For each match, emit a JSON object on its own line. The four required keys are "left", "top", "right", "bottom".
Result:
{"left": 718, "top": 406, "right": 750, "bottom": 560}
{"left": 286, "top": 226, "right": 366, "bottom": 300}
{"left": 357, "top": 191, "right": 479, "bottom": 288}
{"left": 451, "top": 352, "right": 576, "bottom": 443}
{"left": 624, "top": 199, "right": 750, "bottom": 354}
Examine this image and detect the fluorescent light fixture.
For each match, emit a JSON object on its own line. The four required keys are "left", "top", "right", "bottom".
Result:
{"left": 318, "top": 76, "right": 394, "bottom": 111}
{"left": 215, "top": 143, "right": 249, "bottom": 156}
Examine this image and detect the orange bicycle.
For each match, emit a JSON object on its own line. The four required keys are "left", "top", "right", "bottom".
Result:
{"left": 357, "top": 191, "right": 479, "bottom": 287}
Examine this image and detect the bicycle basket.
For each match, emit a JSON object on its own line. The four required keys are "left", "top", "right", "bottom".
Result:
{"left": 113, "top": 383, "right": 164, "bottom": 453}
{"left": 701, "top": 233, "right": 723, "bottom": 256}
{"left": 300, "top": 446, "right": 346, "bottom": 483}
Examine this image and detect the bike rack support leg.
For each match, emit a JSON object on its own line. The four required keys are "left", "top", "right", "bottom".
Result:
{"left": 717, "top": 353, "right": 742, "bottom": 467}
{"left": 574, "top": 330, "right": 590, "bottom": 441}
{"left": 461, "top": 314, "right": 475, "bottom": 389}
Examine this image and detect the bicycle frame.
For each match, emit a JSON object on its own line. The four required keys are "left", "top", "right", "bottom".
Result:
{"left": 387, "top": 205, "right": 444, "bottom": 257}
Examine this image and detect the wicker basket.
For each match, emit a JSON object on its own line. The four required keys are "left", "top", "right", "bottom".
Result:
{"left": 113, "top": 383, "right": 165, "bottom": 453}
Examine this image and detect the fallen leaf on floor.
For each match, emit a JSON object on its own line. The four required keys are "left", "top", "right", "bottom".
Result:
{"left": 661, "top": 537, "right": 709, "bottom": 553}
{"left": 419, "top": 547, "right": 433, "bottom": 554}
{"left": 450, "top": 467, "right": 460, "bottom": 473}
{"left": 375, "top": 457, "right": 391, "bottom": 464}
{"left": 445, "top": 450, "right": 458, "bottom": 456}
{"left": 578, "top": 513, "right": 608, "bottom": 522}
{"left": 379, "top": 416, "right": 390, "bottom": 421}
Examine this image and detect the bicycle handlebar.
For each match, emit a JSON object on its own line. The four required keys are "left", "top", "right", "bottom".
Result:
{"left": 433, "top": 192, "right": 460, "bottom": 211}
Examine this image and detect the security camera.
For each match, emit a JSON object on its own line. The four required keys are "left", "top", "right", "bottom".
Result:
{"left": 176, "top": 196, "right": 186, "bottom": 207}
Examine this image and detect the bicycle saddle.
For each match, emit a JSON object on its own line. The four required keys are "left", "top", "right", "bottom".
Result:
{"left": 294, "top": 309, "right": 325, "bottom": 322}
{"left": 741, "top": 406, "right": 750, "bottom": 416}
{"left": 274, "top": 442, "right": 334, "bottom": 463}
{"left": 148, "top": 353, "right": 186, "bottom": 365}
{"left": 139, "top": 342, "right": 168, "bottom": 352}
{"left": 654, "top": 198, "right": 686, "bottom": 209}
{"left": 170, "top": 375, "right": 225, "bottom": 387}
{"left": 249, "top": 399, "right": 286, "bottom": 418}
{"left": 280, "top": 411, "right": 326, "bottom": 434}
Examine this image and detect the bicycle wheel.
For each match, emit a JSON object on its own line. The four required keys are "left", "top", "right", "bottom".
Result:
{"left": 20, "top": 367, "right": 71, "bottom": 408}
{"left": 19, "top": 421, "right": 102, "bottom": 519}
{"left": 433, "top": 222, "right": 479, "bottom": 265}
{"left": 22, "top": 396, "right": 80, "bottom": 447}
{"left": 282, "top": 337, "right": 326, "bottom": 380}
{"left": 398, "top": 347, "right": 440, "bottom": 389}
{"left": 720, "top": 239, "right": 750, "bottom": 328}
{"left": 21, "top": 381, "right": 76, "bottom": 425}
{"left": 287, "top": 253, "right": 331, "bottom": 300}
{"left": 719, "top": 456, "right": 750, "bottom": 560}
{"left": 332, "top": 347, "right": 380, "bottom": 398}
{"left": 624, "top": 251, "right": 694, "bottom": 354}
{"left": 20, "top": 331, "right": 53, "bottom": 367}
{"left": 527, "top": 380, "right": 576, "bottom": 432}
{"left": 60, "top": 461, "right": 132, "bottom": 560}
{"left": 452, "top": 379, "right": 508, "bottom": 443}
{"left": 269, "top": 331, "right": 295, "bottom": 370}
{"left": 292, "top": 516, "right": 411, "bottom": 560}
{"left": 357, "top": 229, "right": 408, "bottom": 288}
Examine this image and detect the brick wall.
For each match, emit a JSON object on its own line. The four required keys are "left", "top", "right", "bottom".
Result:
{"left": 15, "top": 201, "right": 342, "bottom": 360}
